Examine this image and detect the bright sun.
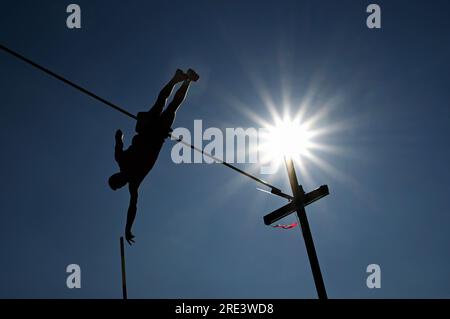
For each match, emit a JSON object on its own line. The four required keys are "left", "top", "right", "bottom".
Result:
{"left": 265, "top": 117, "right": 312, "bottom": 159}
{"left": 221, "top": 53, "right": 351, "bottom": 190}
{"left": 249, "top": 101, "right": 348, "bottom": 185}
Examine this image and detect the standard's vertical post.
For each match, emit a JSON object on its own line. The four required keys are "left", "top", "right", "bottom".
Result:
{"left": 120, "top": 236, "right": 128, "bottom": 300}
{"left": 285, "top": 157, "right": 327, "bottom": 300}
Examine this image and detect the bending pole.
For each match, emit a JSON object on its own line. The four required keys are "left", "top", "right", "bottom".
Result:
{"left": 120, "top": 237, "right": 128, "bottom": 300}
{"left": 285, "top": 157, "right": 327, "bottom": 300}
{"left": 0, "top": 43, "right": 288, "bottom": 197}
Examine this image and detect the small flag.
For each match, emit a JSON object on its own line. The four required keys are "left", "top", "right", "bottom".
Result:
{"left": 271, "top": 222, "right": 298, "bottom": 229}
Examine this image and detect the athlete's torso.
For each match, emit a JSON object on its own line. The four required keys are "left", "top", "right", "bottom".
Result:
{"left": 120, "top": 111, "right": 172, "bottom": 184}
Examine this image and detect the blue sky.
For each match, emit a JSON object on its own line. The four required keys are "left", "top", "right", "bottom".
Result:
{"left": 0, "top": 0, "right": 449, "bottom": 298}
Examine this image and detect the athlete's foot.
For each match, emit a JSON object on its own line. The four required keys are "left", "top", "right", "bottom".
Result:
{"left": 186, "top": 68, "right": 200, "bottom": 82}
{"left": 173, "top": 69, "right": 188, "bottom": 83}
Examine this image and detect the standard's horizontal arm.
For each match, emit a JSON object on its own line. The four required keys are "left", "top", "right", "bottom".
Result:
{"left": 263, "top": 201, "right": 298, "bottom": 225}
{"left": 263, "top": 185, "right": 329, "bottom": 225}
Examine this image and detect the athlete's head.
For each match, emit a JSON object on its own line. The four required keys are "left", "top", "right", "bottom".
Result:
{"left": 108, "top": 172, "right": 128, "bottom": 190}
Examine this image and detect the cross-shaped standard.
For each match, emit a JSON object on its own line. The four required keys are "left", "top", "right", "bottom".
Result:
{"left": 263, "top": 158, "right": 329, "bottom": 300}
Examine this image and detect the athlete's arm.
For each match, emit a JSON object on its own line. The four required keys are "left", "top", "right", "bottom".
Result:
{"left": 114, "top": 129, "right": 124, "bottom": 164}
{"left": 125, "top": 183, "right": 138, "bottom": 245}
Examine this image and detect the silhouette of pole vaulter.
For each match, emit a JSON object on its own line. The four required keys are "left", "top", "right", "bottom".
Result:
{"left": 108, "top": 69, "right": 199, "bottom": 245}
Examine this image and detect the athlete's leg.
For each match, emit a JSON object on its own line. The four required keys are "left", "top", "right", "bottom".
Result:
{"left": 164, "top": 79, "right": 191, "bottom": 117}
{"left": 149, "top": 69, "right": 187, "bottom": 115}
{"left": 136, "top": 70, "right": 187, "bottom": 134}
{"left": 162, "top": 69, "right": 199, "bottom": 125}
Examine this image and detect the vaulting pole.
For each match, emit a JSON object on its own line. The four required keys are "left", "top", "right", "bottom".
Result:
{"left": 120, "top": 237, "right": 128, "bottom": 300}
{"left": 285, "top": 157, "right": 327, "bottom": 300}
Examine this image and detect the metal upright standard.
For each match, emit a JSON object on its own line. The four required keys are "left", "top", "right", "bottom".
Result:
{"left": 263, "top": 158, "right": 329, "bottom": 299}
{"left": 285, "top": 158, "right": 327, "bottom": 299}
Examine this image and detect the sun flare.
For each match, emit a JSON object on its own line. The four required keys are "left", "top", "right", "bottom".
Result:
{"left": 223, "top": 60, "right": 353, "bottom": 190}
{"left": 263, "top": 117, "right": 313, "bottom": 159}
